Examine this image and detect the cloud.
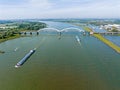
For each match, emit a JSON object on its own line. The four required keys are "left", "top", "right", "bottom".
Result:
{"left": 0, "top": 0, "right": 27, "bottom": 5}
{"left": 40, "top": 0, "right": 120, "bottom": 18}
{"left": 28, "top": 0, "right": 52, "bottom": 8}
{"left": 0, "top": 0, "right": 53, "bottom": 19}
{"left": 0, "top": 0, "right": 120, "bottom": 19}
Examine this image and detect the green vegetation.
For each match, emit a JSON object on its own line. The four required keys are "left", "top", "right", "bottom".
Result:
{"left": 0, "top": 21, "right": 47, "bottom": 53}
{"left": 0, "top": 34, "right": 21, "bottom": 54}
{"left": 0, "top": 29, "right": 19, "bottom": 39}
{"left": 0, "top": 34, "right": 20, "bottom": 43}
{"left": 0, "top": 51, "right": 4, "bottom": 53}
{"left": 94, "top": 34, "right": 120, "bottom": 53}
{"left": 71, "top": 22, "right": 120, "bottom": 53}
{"left": 17, "top": 22, "right": 47, "bottom": 31}
{"left": 82, "top": 26, "right": 93, "bottom": 32}
{"left": 0, "top": 21, "right": 47, "bottom": 41}
{"left": 111, "top": 29, "right": 118, "bottom": 32}
{"left": 56, "top": 19, "right": 120, "bottom": 53}
{"left": 83, "top": 26, "right": 120, "bottom": 53}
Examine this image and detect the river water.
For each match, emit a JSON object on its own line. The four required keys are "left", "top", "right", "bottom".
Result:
{"left": 0, "top": 21, "right": 120, "bottom": 90}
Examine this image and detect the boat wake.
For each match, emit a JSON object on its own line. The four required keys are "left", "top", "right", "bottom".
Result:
{"left": 75, "top": 35, "right": 81, "bottom": 46}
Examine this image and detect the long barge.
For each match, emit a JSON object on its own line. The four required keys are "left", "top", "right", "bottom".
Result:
{"left": 15, "top": 48, "right": 36, "bottom": 68}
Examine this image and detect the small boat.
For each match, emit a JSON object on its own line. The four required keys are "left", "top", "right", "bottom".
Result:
{"left": 75, "top": 35, "right": 80, "bottom": 42}
{"left": 14, "top": 48, "right": 18, "bottom": 51}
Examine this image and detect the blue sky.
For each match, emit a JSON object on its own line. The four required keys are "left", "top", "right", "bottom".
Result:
{"left": 0, "top": 0, "right": 120, "bottom": 19}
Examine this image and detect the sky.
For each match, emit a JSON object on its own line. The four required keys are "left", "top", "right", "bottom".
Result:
{"left": 0, "top": 0, "right": 120, "bottom": 19}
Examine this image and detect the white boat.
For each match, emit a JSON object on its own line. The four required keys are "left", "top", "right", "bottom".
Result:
{"left": 14, "top": 48, "right": 18, "bottom": 51}
{"left": 76, "top": 35, "right": 80, "bottom": 42}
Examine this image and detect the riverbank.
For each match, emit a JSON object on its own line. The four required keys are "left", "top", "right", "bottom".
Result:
{"left": 0, "top": 50, "right": 5, "bottom": 54}
{"left": 0, "top": 34, "right": 21, "bottom": 54}
{"left": 82, "top": 26, "right": 93, "bottom": 32}
{"left": 0, "top": 34, "right": 21, "bottom": 43}
{"left": 83, "top": 26, "right": 120, "bottom": 53}
{"left": 0, "top": 21, "right": 47, "bottom": 54}
{"left": 94, "top": 34, "right": 120, "bottom": 53}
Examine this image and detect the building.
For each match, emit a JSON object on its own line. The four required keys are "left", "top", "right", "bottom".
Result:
{"left": 101, "top": 24, "right": 120, "bottom": 32}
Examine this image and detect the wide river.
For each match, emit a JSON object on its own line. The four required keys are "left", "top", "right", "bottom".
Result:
{"left": 0, "top": 21, "right": 120, "bottom": 90}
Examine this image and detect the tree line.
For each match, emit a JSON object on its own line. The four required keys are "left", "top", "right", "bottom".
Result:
{"left": 17, "top": 22, "right": 47, "bottom": 31}
{"left": 0, "top": 22, "right": 47, "bottom": 39}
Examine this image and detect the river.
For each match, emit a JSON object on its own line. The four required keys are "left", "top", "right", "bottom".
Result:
{"left": 0, "top": 21, "right": 120, "bottom": 90}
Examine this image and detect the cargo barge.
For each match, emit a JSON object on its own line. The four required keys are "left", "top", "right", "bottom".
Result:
{"left": 15, "top": 48, "right": 36, "bottom": 68}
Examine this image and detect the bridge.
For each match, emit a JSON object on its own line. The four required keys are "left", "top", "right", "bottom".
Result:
{"left": 38, "top": 27, "right": 84, "bottom": 32}
{"left": 19, "top": 27, "right": 120, "bottom": 36}
{"left": 20, "top": 27, "right": 86, "bottom": 35}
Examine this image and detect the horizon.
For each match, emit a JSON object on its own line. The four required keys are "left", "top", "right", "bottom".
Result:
{"left": 1, "top": 17, "right": 120, "bottom": 21}
{"left": 0, "top": 0, "right": 120, "bottom": 19}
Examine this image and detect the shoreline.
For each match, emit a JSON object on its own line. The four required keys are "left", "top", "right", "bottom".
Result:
{"left": 94, "top": 34, "right": 120, "bottom": 53}
{"left": 83, "top": 26, "right": 120, "bottom": 53}
{"left": 0, "top": 50, "right": 5, "bottom": 54}
{"left": 0, "top": 21, "right": 47, "bottom": 54}
{"left": 0, "top": 34, "right": 21, "bottom": 43}
{"left": 71, "top": 23, "right": 120, "bottom": 53}
{"left": 0, "top": 34, "right": 21, "bottom": 54}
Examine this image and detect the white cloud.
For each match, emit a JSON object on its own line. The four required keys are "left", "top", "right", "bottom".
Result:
{"left": 28, "top": 0, "right": 52, "bottom": 8}
{"left": 0, "top": 0, "right": 53, "bottom": 19}
{"left": 0, "top": 0, "right": 120, "bottom": 19}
